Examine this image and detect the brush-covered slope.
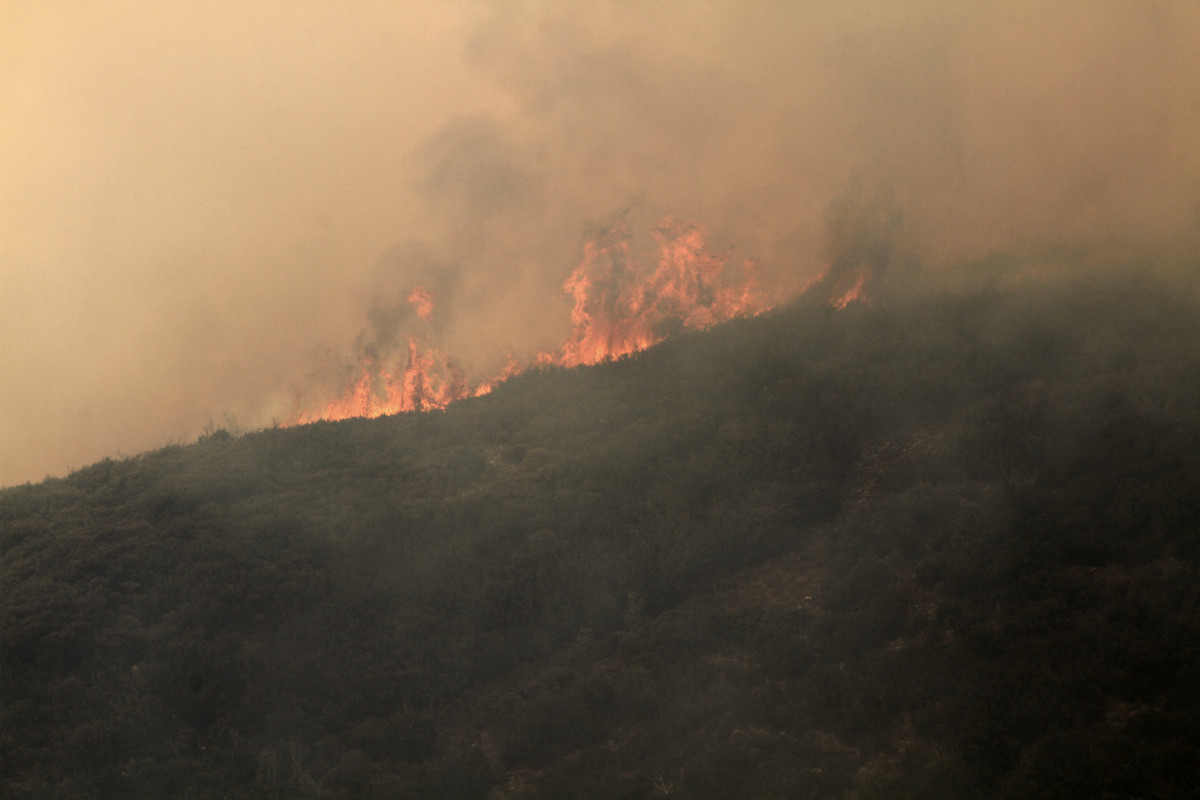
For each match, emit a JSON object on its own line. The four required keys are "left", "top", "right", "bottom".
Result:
{"left": 3, "top": 269, "right": 1200, "bottom": 799}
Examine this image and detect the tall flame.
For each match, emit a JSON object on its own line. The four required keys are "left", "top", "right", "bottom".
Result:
{"left": 287, "top": 287, "right": 467, "bottom": 425}
{"left": 286, "top": 218, "right": 864, "bottom": 425}
{"left": 555, "top": 219, "right": 763, "bottom": 367}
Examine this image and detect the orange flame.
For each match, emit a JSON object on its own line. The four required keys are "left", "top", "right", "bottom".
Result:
{"left": 408, "top": 286, "right": 435, "bottom": 320}
{"left": 286, "top": 219, "right": 861, "bottom": 425}
{"left": 555, "top": 219, "right": 763, "bottom": 367}
{"left": 831, "top": 271, "right": 868, "bottom": 308}
{"left": 287, "top": 286, "right": 467, "bottom": 424}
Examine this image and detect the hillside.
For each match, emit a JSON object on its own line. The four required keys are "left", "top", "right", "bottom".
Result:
{"left": 3, "top": 265, "right": 1200, "bottom": 798}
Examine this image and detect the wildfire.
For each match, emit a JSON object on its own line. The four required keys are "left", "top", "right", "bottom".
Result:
{"left": 287, "top": 337, "right": 467, "bottom": 425}
{"left": 554, "top": 219, "right": 764, "bottom": 368}
{"left": 286, "top": 218, "right": 867, "bottom": 425}
{"left": 408, "top": 287, "right": 435, "bottom": 320}
{"left": 831, "top": 271, "right": 868, "bottom": 308}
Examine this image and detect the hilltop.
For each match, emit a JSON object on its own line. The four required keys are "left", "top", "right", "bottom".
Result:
{"left": 3, "top": 263, "right": 1200, "bottom": 798}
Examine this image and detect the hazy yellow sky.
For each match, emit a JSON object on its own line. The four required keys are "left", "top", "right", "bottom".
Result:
{"left": 3, "top": 1, "right": 1199, "bottom": 486}
{"left": 2, "top": 1, "right": 500, "bottom": 483}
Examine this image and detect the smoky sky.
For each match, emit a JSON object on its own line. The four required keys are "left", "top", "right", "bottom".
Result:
{"left": 2, "top": 0, "right": 1199, "bottom": 486}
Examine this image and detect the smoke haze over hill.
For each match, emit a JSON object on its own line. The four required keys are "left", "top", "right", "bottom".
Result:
{"left": 3, "top": 0, "right": 1199, "bottom": 486}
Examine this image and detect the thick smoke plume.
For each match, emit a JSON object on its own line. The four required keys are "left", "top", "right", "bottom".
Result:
{"left": 2, "top": 0, "right": 1199, "bottom": 485}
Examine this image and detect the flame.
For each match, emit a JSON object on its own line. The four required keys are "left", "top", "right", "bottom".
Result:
{"left": 288, "top": 338, "right": 468, "bottom": 424}
{"left": 286, "top": 218, "right": 863, "bottom": 425}
{"left": 288, "top": 287, "right": 467, "bottom": 424}
{"left": 471, "top": 355, "right": 524, "bottom": 398}
{"left": 831, "top": 271, "right": 868, "bottom": 308}
{"left": 555, "top": 219, "right": 764, "bottom": 367}
{"left": 408, "top": 287, "right": 435, "bottom": 320}
{"left": 799, "top": 259, "right": 874, "bottom": 309}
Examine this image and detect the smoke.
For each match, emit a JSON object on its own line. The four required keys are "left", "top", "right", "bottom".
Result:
{"left": 2, "top": 0, "right": 1199, "bottom": 485}
{"left": 801, "top": 180, "right": 910, "bottom": 306}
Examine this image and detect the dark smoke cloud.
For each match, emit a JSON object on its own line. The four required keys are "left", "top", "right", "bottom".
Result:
{"left": 2, "top": 0, "right": 1198, "bottom": 485}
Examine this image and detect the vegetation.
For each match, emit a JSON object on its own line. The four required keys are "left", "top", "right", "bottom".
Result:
{"left": 3, "top": 261, "right": 1200, "bottom": 798}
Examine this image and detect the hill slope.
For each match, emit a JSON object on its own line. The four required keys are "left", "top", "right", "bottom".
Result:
{"left": 3, "top": 267, "right": 1200, "bottom": 798}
